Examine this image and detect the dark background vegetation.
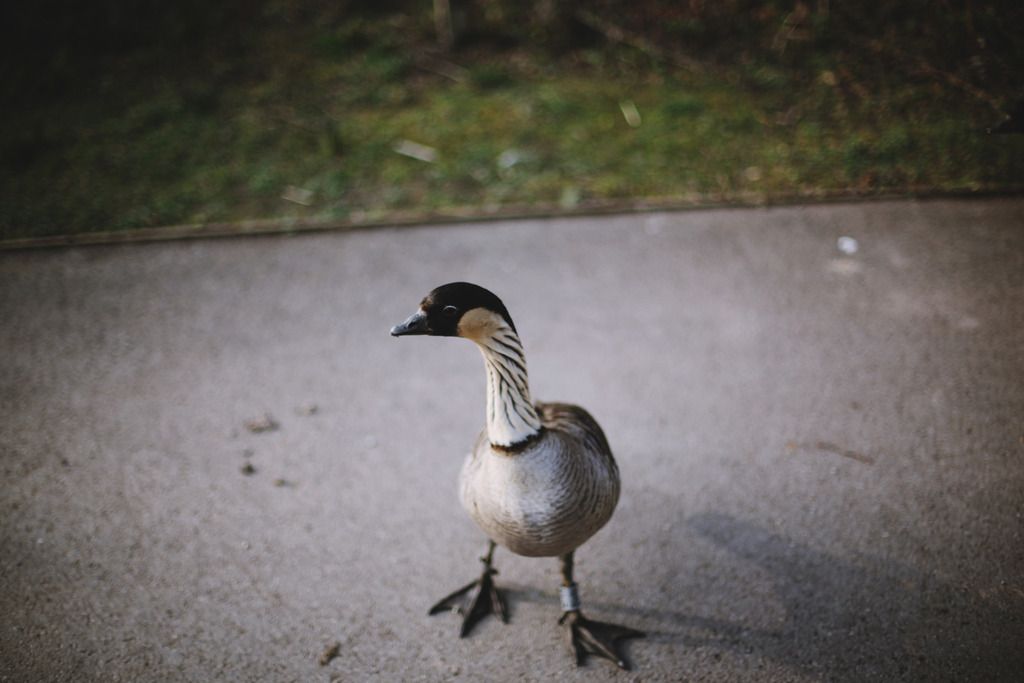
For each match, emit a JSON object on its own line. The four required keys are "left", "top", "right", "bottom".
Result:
{"left": 2, "top": 1, "right": 1022, "bottom": 240}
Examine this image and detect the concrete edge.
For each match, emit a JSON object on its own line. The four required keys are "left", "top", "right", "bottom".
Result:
{"left": 2, "top": 186, "right": 1023, "bottom": 251}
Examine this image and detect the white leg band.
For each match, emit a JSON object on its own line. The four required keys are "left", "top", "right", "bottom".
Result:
{"left": 560, "top": 583, "right": 581, "bottom": 612}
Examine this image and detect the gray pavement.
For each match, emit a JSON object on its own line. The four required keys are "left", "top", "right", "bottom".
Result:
{"left": 1, "top": 199, "right": 1023, "bottom": 682}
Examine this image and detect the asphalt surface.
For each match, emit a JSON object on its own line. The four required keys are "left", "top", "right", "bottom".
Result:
{"left": 2, "top": 199, "right": 1023, "bottom": 682}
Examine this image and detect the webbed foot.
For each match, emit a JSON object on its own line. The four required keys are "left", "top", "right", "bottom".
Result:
{"left": 429, "top": 558, "right": 507, "bottom": 637}
{"left": 559, "top": 610, "right": 644, "bottom": 670}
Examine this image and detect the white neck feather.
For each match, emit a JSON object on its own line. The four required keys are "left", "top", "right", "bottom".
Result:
{"left": 476, "top": 326, "right": 542, "bottom": 447}
{"left": 456, "top": 307, "right": 542, "bottom": 447}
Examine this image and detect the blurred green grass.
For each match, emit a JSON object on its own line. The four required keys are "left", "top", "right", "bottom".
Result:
{"left": 1, "top": 6, "right": 1021, "bottom": 241}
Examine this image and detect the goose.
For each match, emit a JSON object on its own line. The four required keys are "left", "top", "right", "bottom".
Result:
{"left": 390, "top": 282, "right": 643, "bottom": 670}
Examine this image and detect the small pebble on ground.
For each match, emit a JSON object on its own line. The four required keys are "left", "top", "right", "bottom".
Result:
{"left": 319, "top": 641, "right": 341, "bottom": 666}
{"left": 244, "top": 414, "right": 279, "bottom": 433}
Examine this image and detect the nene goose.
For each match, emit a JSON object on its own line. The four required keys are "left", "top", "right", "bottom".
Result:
{"left": 391, "top": 282, "right": 643, "bottom": 669}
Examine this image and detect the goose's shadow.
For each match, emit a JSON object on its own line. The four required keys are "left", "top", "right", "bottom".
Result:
{"left": 507, "top": 511, "right": 1023, "bottom": 681}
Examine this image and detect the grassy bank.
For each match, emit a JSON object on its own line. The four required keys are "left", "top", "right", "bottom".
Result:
{"left": 2, "top": 3, "right": 1021, "bottom": 241}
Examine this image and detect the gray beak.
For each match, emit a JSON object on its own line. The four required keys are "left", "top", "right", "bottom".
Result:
{"left": 390, "top": 310, "right": 429, "bottom": 337}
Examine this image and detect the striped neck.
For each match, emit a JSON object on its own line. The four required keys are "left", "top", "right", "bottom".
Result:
{"left": 474, "top": 324, "right": 542, "bottom": 448}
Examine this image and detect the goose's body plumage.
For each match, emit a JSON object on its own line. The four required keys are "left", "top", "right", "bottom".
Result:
{"left": 391, "top": 282, "right": 642, "bottom": 670}
{"left": 461, "top": 401, "right": 619, "bottom": 558}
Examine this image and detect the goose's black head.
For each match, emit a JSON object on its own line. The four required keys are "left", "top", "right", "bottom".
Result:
{"left": 390, "top": 282, "right": 516, "bottom": 338}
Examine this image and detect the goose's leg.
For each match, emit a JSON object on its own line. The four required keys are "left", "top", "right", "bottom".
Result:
{"left": 428, "top": 540, "right": 508, "bottom": 637}
{"left": 557, "top": 551, "right": 644, "bottom": 670}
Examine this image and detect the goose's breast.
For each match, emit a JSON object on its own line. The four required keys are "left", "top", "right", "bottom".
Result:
{"left": 459, "top": 433, "right": 619, "bottom": 557}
